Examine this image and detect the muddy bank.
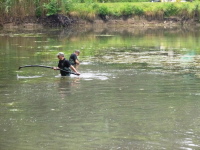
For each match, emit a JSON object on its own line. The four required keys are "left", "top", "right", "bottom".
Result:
{"left": 76, "top": 16, "right": 200, "bottom": 28}
{"left": 1, "top": 14, "right": 74, "bottom": 30}
{"left": 1, "top": 14, "right": 200, "bottom": 30}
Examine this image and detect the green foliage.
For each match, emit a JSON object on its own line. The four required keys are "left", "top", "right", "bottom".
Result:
{"left": 62, "top": 0, "right": 75, "bottom": 13}
{"left": 2, "top": 0, "right": 200, "bottom": 21}
{"left": 2, "top": 0, "right": 13, "bottom": 13}
{"left": 34, "top": 0, "right": 42, "bottom": 17}
{"left": 121, "top": 5, "right": 133, "bottom": 16}
{"left": 62, "top": 2, "right": 200, "bottom": 20}
{"left": 164, "top": 3, "right": 179, "bottom": 17}
{"left": 132, "top": 5, "right": 144, "bottom": 16}
{"left": 98, "top": 5, "right": 109, "bottom": 16}
{"left": 85, "top": 0, "right": 95, "bottom": 3}
{"left": 43, "top": 0, "right": 61, "bottom": 16}
{"left": 92, "top": 3, "right": 99, "bottom": 9}
{"left": 96, "top": 0, "right": 148, "bottom": 1}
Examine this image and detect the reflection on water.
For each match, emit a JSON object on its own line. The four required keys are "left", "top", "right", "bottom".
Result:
{"left": 57, "top": 77, "right": 80, "bottom": 97}
{"left": 1, "top": 27, "right": 200, "bottom": 149}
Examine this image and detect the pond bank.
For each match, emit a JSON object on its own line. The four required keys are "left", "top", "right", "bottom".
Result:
{"left": 2, "top": 15, "right": 200, "bottom": 30}
{"left": 77, "top": 16, "right": 200, "bottom": 28}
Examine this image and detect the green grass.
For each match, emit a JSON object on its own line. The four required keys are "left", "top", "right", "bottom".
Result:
{"left": 1, "top": 1, "right": 200, "bottom": 21}
{"left": 69, "top": 2, "right": 200, "bottom": 20}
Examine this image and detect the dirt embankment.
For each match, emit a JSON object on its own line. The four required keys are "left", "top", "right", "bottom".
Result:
{"left": 1, "top": 14, "right": 74, "bottom": 29}
{"left": 1, "top": 14, "right": 200, "bottom": 30}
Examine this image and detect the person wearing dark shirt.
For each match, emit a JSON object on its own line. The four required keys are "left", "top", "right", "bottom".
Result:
{"left": 53, "top": 52, "right": 80, "bottom": 76}
{"left": 69, "top": 50, "right": 80, "bottom": 66}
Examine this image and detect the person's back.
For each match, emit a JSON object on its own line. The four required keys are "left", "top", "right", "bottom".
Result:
{"left": 69, "top": 50, "right": 80, "bottom": 65}
{"left": 69, "top": 53, "right": 77, "bottom": 65}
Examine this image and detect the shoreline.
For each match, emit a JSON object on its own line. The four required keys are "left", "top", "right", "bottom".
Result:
{"left": 1, "top": 15, "right": 200, "bottom": 30}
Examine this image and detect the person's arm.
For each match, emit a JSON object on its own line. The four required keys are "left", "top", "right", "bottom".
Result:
{"left": 53, "top": 67, "right": 59, "bottom": 70}
{"left": 70, "top": 65, "right": 80, "bottom": 75}
{"left": 53, "top": 62, "right": 60, "bottom": 70}
{"left": 72, "top": 54, "right": 80, "bottom": 65}
{"left": 75, "top": 59, "right": 80, "bottom": 65}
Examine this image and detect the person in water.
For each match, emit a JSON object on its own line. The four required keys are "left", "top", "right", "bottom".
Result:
{"left": 53, "top": 52, "right": 80, "bottom": 76}
{"left": 69, "top": 50, "right": 80, "bottom": 66}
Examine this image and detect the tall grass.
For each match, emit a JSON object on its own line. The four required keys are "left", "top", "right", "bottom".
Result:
{"left": 0, "top": 0, "right": 48, "bottom": 20}
{"left": 70, "top": 2, "right": 200, "bottom": 20}
{"left": 1, "top": 0, "right": 200, "bottom": 22}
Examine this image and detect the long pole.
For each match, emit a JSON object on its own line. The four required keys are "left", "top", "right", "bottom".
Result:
{"left": 18, "top": 65, "right": 79, "bottom": 75}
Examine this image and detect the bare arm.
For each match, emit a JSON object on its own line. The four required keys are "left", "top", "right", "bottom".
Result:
{"left": 53, "top": 67, "right": 59, "bottom": 70}
{"left": 75, "top": 59, "right": 80, "bottom": 65}
{"left": 70, "top": 65, "right": 80, "bottom": 75}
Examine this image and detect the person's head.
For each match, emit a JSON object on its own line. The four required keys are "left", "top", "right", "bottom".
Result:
{"left": 57, "top": 52, "right": 65, "bottom": 60}
{"left": 74, "top": 50, "right": 80, "bottom": 56}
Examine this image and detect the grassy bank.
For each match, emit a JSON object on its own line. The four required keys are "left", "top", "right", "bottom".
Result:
{"left": 70, "top": 2, "right": 200, "bottom": 21}
{"left": 1, "top": 0, "right": 200, "bottom": 24}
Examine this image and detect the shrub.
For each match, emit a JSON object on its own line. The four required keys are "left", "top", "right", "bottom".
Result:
{"left": 43, "top": 0, "right": 61, "bottom": 16}
{"left": 63, "top": 0, "right": 75, "bottom": 13}
{"left": 92, "top": 3, "right": 99, "bottom": 10}
{"left": 132, "top": 5, "right": 144, "bottom": 16}
{"left": 34, "top": 0, "right": 42, "bottom": 17}
{"left": 121, "top": 5, "right": 133, "bottom": 16}
{"left": 194, "top": 3, "right": 200, "bottom": 19}
{"left": 98, "top": 5, "right": 109, "bottom": 16}
{"left": 164, "top": 3, "right": 179, "bottom": 17}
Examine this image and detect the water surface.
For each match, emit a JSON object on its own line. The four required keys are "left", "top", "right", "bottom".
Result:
{"left": 1, "top": 27, "right": 200, "bottom": 150}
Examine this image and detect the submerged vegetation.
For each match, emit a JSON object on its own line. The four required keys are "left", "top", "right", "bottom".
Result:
{"left": 1, "top": 0, "right": 200, "bottom": 24}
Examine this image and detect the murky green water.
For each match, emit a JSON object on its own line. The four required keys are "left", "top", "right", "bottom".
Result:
{"left": 1, "top": 27, "right": 200, "bottom": 150}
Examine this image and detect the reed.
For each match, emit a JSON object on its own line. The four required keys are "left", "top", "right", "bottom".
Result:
{"left": 0, "top": 0, "right": 53, "bottom": 18}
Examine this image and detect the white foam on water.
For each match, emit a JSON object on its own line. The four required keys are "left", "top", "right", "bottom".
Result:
{"left": 80, "top": 62, "right": 92, "bottom": 65}
{"left": 95, "top": 35, "right": 114, "bottom": 37}
{"left": 55, "top": 72, "right": 110, "bottom": 80}
{"left": 17, "top": 74, "right": 43, "bottom": 79}
{"left": 55, "top": 74, "right": 62, "bottom": 78}
{"left": 17, "top": 72, "right": 110, "bottom": 81}
{"left": 77, "top": 73, "right": 109, "bottom": 80}
{"left": 9, "top": 109, "right": 22, "bottom": 112}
